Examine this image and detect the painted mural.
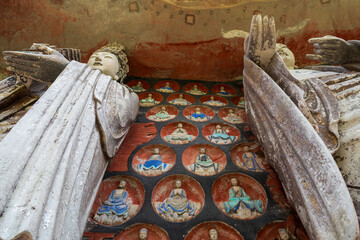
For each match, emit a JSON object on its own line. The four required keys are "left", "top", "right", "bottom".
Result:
{"left": 1, "top": 0, "right": 360, "bottom": 81}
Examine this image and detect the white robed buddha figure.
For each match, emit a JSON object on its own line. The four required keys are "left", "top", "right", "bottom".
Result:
{"left": 0, "top": 43, "right": 138, "bottom": 240}
{"left": 170, "top": 94, "right": 192, "bottom": 106}
{"left": 204, "top": 96, "right": 226, "bottom": 106}
{"left": 165, "top": 123, "right": 194, "bottom": 144}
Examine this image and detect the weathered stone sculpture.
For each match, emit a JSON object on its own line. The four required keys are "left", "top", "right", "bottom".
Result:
{"left": 209, "top": 229, "right": 219, "bottom": 240}
{"left": 139, "top": 228, "right": 148, "bottom": 240}
{"left": 0, "top": 43, "right": 138, "bottom": 240}
{"left": 243, "top": 14, "right": 359, "bottom": 239}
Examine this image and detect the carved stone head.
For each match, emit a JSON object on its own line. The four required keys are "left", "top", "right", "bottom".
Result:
{"left": 175, "top": 180, "right": 182, "bottom": 188}
{"left": 139, "top": 228, "right": 148, "bottom": 240}
{"left": 231, "top": 178, "right": 238, "bottom": 186}
{"left": 276, "top": 43, "right": 295, "bottom": 70}
{"left": 209, "top": 229, "right": 218, "bottom": 240}
{"left": 87, "top": 43, "right": 129, "bottom": 81}
{"left": 278, "top": 228, "right": 290, "bottom": 240}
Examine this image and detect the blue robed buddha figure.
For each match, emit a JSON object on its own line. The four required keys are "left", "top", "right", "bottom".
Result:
{"left": 157, "top": 180, "right": 197, "bottom": 222}
{"left": 189, "top": 147, "right": 218, "bottom": 176}
{"left": 222, "top": 178, "right": 263, "bottom": 219}
{"left": 157, "top": 82, "right": 175, "bottom": 93}
{"left": 207, "top": 125, "right": 235, "bottom": 144}
{"left": 166, "top": 123, "right": 194, "bottom": 144}
{"left": 148, "top": 106, "right": 175, "bottom": 121}
{"left": 242, "top": 146, "right": 265, "bottom": 172}
{"left": 187, "top": 107, "right": 210, "bottom": 122}
{"left": 94, "top": 180, "right": 131, "bottom": 225}
{"left": 137, "top": 148, "right": 170, "bottom": 174}
{"left": 217, "top": 86, "right": 232, "bottom": 96}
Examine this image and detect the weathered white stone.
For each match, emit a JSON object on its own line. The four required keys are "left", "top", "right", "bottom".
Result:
{"left": 0, "top": 61, "right": 138, "bottom": 240}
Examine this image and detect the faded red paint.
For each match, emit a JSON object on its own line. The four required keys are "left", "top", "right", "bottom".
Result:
{"left": 0, "top": 1, "right": 76, "bottom": 47}
{"left": 128, "top": 38, "right": 244, "bottom": 82}
{"left": 114, "top": 223, "right": 170, "bottom": 240}
{"left": 83, "top": 232, "right": 114, "bottom": 240}
{"left": 107, "top": 123, "right": 157, "bottom": 172}
{"left": 280, "top": 23, "right": 360, "bottom": 68}
{"left": 185, "top": 221, "right": 243, "bottom": 240}
{"left": 256, "top": 215, "right": 309, "bottom": 240}
{"left": 81, "top": 39, "right": 109, "bottom": 63}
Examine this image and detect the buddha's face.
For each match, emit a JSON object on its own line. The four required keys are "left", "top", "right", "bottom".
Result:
{"left": 209, "top": 229, "right": 218, "bottom": 240}
{"left": 229, "top": 109, "right": 234, "bottom": 114}
{"left": 231, "top": 178, "right": 238, "bottom": 186}
{"left": 196, "top": 107, "right": 201, "bottom": 112}
{"left": 179, "top": 94, "right": 183, "bottom": 99}
{"left": 148, "top": 94, "right": 153, "bottom": 98}
{"left": 119, "top": 180, "right": 126, "bottom": 189}
{"left": 178, "top": 123, "right": 183, "bottom": 128}
{"left": 216, "top": 125, "right": 221, "bottom": 129}
{"left": 244, "top": 146, "right": 250, "bottom": 152}
{"left": 278, "top": 229, "right": 290, "bottom": 240}
{"left": 276, "top": 44, "right": 295, "bottom": 70}
{"left": 210, "top": 96, "right": 214, "bottom": 100}
{"left": 200, "top": 148, "right": 206, "bottom": 154}
{"left": 139, "top": 228, "right": 148, "bottom": 240}
{"left": 194, "top": 84, "right": 197, "bottom": 88}
{"left": 137, "top": 81, "right": 142, "bottom": 86}
{"left": 166, "top": 82, "right": 170, "bottom": 86}
{"left": 161, "top": 107, "right": 166, "bottom": 111}
{"left": 87, "top": 52, "right": 120, "bottom": 80}
{"left": 153, "top": 148, "right": 160, "bottom": 154}
{"left": 175, "top": 180, "right": 182, "bottom": 188}
{"left": 220, "top": 86, "right": 225, "bottom": 91}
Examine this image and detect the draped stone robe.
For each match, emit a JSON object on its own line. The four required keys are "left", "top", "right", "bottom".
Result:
{"left": 243, "top": 53, "right": 359, "bottom": 240}
{"left": 0, "top": 61, "right": 139, "bottom": 240}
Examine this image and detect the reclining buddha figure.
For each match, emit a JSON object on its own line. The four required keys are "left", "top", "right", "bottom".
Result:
{"left": 243, "top": 15, "right": 359, "bottom": 239}
{"left": 0, "top": 43, "right": 139, "bottom": 240}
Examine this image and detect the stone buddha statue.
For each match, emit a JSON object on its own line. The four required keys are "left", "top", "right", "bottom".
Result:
{"left": 224, "top": 109, "right": 243, "bottom": 123}
{"left": 131, "top": 81, "right": 145, "bottom": 92}
{"left": 148, "top": 106, "right": 175, "bottom": 121}
{"left": 207, "top": 125, "right": 235, "bottom": 144}
{"left": 204, "top": 96, "right": 226, "bottom": 106}
{"left": 157, "top": 180, "right": 197, "bottom": 222}
{"left": 170, "top": 93, "right": 191, "bottom": 105}
{"left": 157, "top": 81, "right": 175, "bottom": 93}
{"left": 137, "top": 147, "right": 170, "bottom": 174}
{"left": 209, "top": 229, "right": 219, "bottom": 240}
{"left": 222, "top": 178, "right": 263, "bottom": 219}
{"left": 140, "top": 93, "right": 159, "bottom": 107}
{"left": 94, "top": 180, "right": 131, "bottom": 225}
{"left": 139, "top": 228, "right": 148, "bottom": 240}
{"left": 165, "top": 123, "right": 194, "bottom": 144}
{"left": 217, "top": 86, "right": 232, "bottom": 96}
{"left": 243, "top": 14, "right": 359, "bottom": 239}
{"left": 0, "top": 43, "right": 138, "bottom": 239}
{"left": 186, "top": 84, "right": 205, "bottom": 95}
{"left": 189, "top": 147, "right": 218, "bottom": 176}
{"left": 187, "top": 107, "right": 210, "bottom": 122}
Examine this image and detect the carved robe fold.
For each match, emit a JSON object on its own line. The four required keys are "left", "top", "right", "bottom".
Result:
{"left": 243, "top": 54, "right": 359, "bottom": 240}
{"left": 0, "top": 61, "right": 139, "bottom": 240}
